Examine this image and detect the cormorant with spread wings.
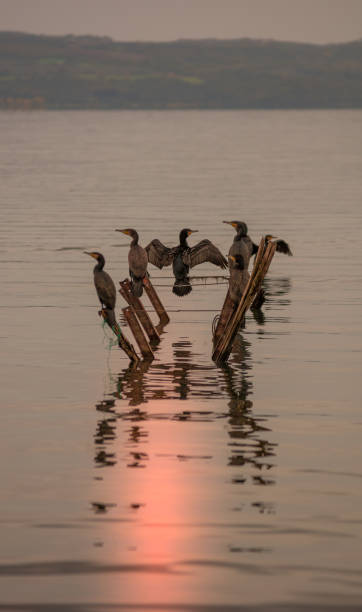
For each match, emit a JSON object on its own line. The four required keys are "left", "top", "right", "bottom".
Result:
{"left": 146, "top": 228, "right": 227, "bottom": 296}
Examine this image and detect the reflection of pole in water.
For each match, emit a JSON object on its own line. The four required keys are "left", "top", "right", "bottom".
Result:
{"left": 222, "top": 334, "right": 278, "bottom": 499}
{"left": 172, "top": 340, "right": 192, "bottom": 400}
{"left": 114, "top": 359, "right": 152, "bottom": 407}
{"left": 102, "top": 338, "right": 222, "bottom": 408}
{"left": 225, "top": 334, "right": 253, "bottom": 404}
{"left": 94, "top": 399, "right": 117, "bottom": 468}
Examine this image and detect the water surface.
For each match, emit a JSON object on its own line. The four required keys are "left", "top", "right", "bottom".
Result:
{"left": 0, "top": 110, "right": 362, "bottom": 609}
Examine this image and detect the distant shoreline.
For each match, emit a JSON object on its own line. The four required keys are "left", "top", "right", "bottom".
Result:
{"left": 1, "top": 31, "right": 362, "bottom": 110}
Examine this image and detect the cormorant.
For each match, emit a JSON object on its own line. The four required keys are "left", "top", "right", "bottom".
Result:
{"left": 115, "top": 228, "right": 148, "bottom": 297}
{"left": 223, "top": 221, "right": 293, "bottom": 258}
{"left": 265, "top": 234, "right": 293, "bottom": 256}
{"left": 223, "top": 222, "right": 292, "bottom": 311}
{"left": 146, "top": 228, "right": 227, "bottom": 297}
{"left": 227, "top": 254, "right": 250, "bottom": 304}
{"left": 84, "top": 251, "right": 119, "bottom": 332}
{"left": 223, "top": 220, "right": 257, "bottom": 263}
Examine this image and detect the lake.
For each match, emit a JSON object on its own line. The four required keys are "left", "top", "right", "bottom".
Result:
{"left": 0, "top": 109, "right": 361, "bottom": 611}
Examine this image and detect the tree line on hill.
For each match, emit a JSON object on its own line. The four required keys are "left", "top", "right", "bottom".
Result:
{"left": 1, "top": 31, "right": 362, "bottom": 109}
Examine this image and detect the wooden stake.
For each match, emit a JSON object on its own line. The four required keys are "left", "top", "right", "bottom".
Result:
{"left": 212, "top": 238, "right": 276, "bottom": 363}
{"left": 143, "top": 277, "right": 170, "bottom": 326}
{"left": 99, "top": 308, "right": 139, "bottom": 363}
{"left": 122, "top": 306, "right": 154, "bottom": 360}
{"left": 212, "top": 289, "right": 237, "bottom": 349}
{"left": 119, "top": 279, "right": 160, "bottom": 344}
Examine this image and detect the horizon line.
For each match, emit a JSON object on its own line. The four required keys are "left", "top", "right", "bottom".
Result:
{"left": 1, "top": 29, "right": 362, "bottom": 48}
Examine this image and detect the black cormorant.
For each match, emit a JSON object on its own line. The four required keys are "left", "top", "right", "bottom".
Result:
{"left": 85, "top": 251, "right": 119, "bottom": 332}
{"left": 227, "top": 254, "right": 250, "bottom": 304}
{"left": 115, "top": 228, "right": 148, "bottom": 297}
{"left": 223, "top": 222, "right": 292, "bottom": 311}
{"left": 265, "top": 234, "right": 293, "bottom": 256}
{"left": 146, "top": 228, "right": 227, "bottom": 296}
{"left": 223, "top": 221, "right": 293, "bottom": 258}
{"left": 223, "top": 220, "right": 257, "bottom": 263}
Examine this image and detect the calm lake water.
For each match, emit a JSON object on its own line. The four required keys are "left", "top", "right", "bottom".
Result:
{"left": 0, "top": 110, "right": 362, "bottom": 611}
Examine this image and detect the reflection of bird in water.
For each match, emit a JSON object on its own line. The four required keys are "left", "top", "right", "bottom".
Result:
{"left": 84, "top": 251, "right": 120, "bottom": 332}
{"left": 146, "top": 228, "right": 227, "bottom": 297}
{"left": 116, "top": 228, "right": 148, "bottom": 297}
{"left": 227, "top": 254, "right": 250, "bottom": 304}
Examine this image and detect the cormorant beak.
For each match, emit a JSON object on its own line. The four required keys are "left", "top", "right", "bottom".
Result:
{"left": 84, "top": 251, "right": 98, "bottom": 259}
{"left": 223, "top": 221, "right": 237, "bottom": 228}
{"left": 188, "top": 230, "right": 198, "bottom": 236}
{"left": 115, "top": 229, "right": 130, "bottom": 235}
{"left": 265, "top": 234, "right": 277, "bottom": 241}
{"left": 228, "top": 255, "right": 236, "bottom": 262}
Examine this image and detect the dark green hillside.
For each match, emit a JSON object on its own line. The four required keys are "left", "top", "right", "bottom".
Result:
{"left": 1, "top": 31, "right": 362, "bottom": 109}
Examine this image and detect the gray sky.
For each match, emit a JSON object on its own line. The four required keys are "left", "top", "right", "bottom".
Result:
{"left": 1, "top": 0, "right": 362, "bottom": 44}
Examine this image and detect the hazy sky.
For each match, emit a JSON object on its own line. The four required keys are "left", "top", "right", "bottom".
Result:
{"left": 1, "top": 0, "right": 362, "bottom": 44}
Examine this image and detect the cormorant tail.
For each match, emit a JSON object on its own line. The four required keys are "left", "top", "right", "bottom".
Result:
{"left": 173, "top": 278, "right": 192, "bottom": 297}
{"left": 103, "top": 308, "right": 122, "bottom": 338}
{"left": 131, "top": 278, "right": 143, "bottom": 297}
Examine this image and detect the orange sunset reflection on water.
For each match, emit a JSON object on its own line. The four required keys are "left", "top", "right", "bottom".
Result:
{"left": 91, "top": 333, "right": 278, "bottom": 604}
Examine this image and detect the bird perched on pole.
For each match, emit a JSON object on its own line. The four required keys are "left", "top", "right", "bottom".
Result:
{"left": 146, "top": 228, "right": 227, "bottom": 297}
{"left": 115, "top": 228, "right": 148, "bottom": 297}
{"left": 223, "top": 221, "right": 292, "bottom": 311}
{"left": 227, "top": 254, "right": 250, "bottom": 304}
{"left": 84, "top": 251, "right": 120, "bottom": 333}
{"left": 223, "top": 220, "right": 257, "bottom": 264}
{"left": 223, "top": 220, "right": 293, "bottom": 259}
{"left": 264, "top": 234, "right": 293, "bottom": 256}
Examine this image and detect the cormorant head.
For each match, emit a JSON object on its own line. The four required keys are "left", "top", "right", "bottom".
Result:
{"left": 223, "top": 221, "right": 248, "bottom": 235}
{"left": 265, "top": 234, "right": 277, "bottom": 242}
{"left": 84, "top": 251, "right": 102, "bottom": 261}
{"left": 84, "top": 251, "right": 105, "bottom": 267}
{"left": 179, "top": 228, "right": 198, "bottom": 241}
{"left": 115, "top": 228, "right": 138, "bottom": 240}
{"left": 228, "top": 254, "right": 245, "bottom": 270}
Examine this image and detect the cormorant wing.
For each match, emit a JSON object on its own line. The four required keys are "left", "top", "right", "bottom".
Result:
{"left": 276, "top": 239, "right": 293, "bottom": 256}
{"left": 145, "top": 239, "right": 176, "bottom": 269}
{"left": 183, "top": 239, "right": 228, "bottom": 269}
{"left": 95, "top": 270, "right": 116, "bottom": 310}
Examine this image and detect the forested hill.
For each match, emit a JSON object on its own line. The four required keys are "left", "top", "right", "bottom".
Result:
{"left": 1, "top": 31, "right": 362, "bottom": 110}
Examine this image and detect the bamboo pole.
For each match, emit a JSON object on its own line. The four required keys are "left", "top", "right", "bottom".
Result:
{"left": 119, "top": 279, "right": 160, "bottom": 344}
{"left": 212, "top": 238, "right": 276, "bottom": 363}
{"left": 99, "top": 308, "right": 139, "bottom": 363}
{"left": 143, "top": 277, "right": 170, "bottom": 326}
{"left": 212, "top": 237, "right": 266, "bottom": 356}
{"left": 122, "top": 306, "right": 154, "bottom": 360}
{"left": 212, "top": 289, "right": 237, "bottom": 350}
